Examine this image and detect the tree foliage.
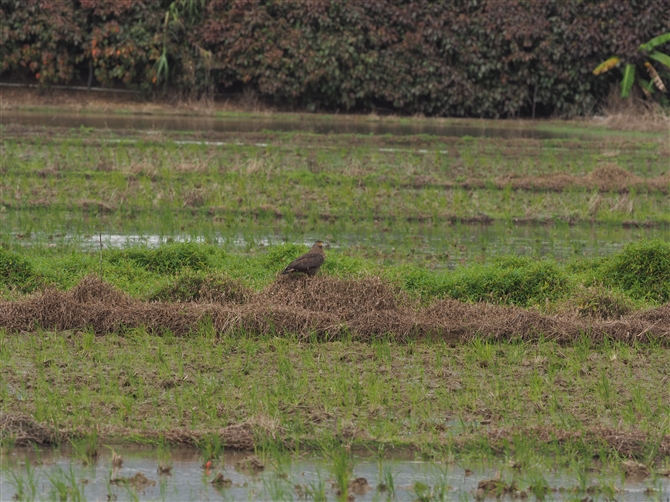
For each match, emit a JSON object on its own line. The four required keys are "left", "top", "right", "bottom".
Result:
{"left": 1, "top": 0, "right": 669, "bottom": 116}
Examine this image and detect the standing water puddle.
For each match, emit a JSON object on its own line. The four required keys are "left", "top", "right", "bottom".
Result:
{"left": 7, "top": 220, "right": 668, "bottom": 267}
{"left": 1, "top": 110, "right": 602, "bottom": 139}
{"left": 2, "top": 446, "right": 668, "bottom": 501}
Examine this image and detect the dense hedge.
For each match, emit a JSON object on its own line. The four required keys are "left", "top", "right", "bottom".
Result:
{"left": 1, "top": 0, "right": 669, "bottom": 117}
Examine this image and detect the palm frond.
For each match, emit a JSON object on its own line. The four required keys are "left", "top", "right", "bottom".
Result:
{"left": 620, "top": 64, "right": 635, "bottom": 98}
{"left": 593, "top": 56, "right": 620, "bottom": 75}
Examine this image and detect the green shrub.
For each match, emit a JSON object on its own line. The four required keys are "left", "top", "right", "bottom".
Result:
{"left": 0, "top": 247, "right": 37, "bottom": 292}
{"left": 386, "top": 257, "right": 571, "bottom": 307}
{"left": 107, "top": 243, "right": 211, "bottom": 274}
{"left": 599, "top": 240, "right": 670, "bottom": 303}
{"left": 3, "top": 1, "right": 669, "bottom": 116}
{"left": 445, "top": 257, "right": 571, "bottom": 307}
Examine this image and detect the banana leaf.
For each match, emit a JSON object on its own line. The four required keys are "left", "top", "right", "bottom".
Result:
{"left": 639, "top": 32, "right": 670, "bottom": 53}
{"left": 638, "top": 78, "right": 655, "bottom": 97}
{"left": 648, "top": 50, "right": 670, "bottom": 69}
{"left": 620, "top": 64, "right": 635, "bottom": 98}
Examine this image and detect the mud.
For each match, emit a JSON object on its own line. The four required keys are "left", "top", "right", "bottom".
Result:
{"left": 5, "top": 411, "right": 670, "bottom": 462}
{"left": 0, "top": 412, "right": 259, "bottom": 449}
{"left": 1, "top": 275, "right": 669, "bottom": 344}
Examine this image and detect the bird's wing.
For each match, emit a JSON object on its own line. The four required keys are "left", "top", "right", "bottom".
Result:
{"left": 283, "top": 252, "right": 324, "bottom": 273}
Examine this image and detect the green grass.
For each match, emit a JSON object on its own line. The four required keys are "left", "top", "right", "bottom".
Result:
{"left": 1, "top": 240, "right": 669, "bottom": 311}
{"left": 2, "top": 329, "right": 670, "bottom": 461}
{"left": 0, "top": 249, "right": 39, "bottom": 296}
{"left": 0, "top": 125, "right": 668, "bottom": 236}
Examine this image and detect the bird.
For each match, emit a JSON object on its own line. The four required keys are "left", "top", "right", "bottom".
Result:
{"left": 281, "top": 241, "right": 325, "bottom": 276}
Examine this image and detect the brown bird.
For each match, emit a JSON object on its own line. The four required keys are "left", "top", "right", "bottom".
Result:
{"left": 281, "top": 241, "right": 325, "bottom": 276}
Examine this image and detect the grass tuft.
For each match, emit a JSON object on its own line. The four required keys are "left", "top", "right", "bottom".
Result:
{"left": 599, "top": 240, "right": 670, "bottom": 303}
{"left": 106, "top": 242, "right": 211, "bottom": 274}
{"left": 0, "top": 247, "right": 38, "bottom": 292}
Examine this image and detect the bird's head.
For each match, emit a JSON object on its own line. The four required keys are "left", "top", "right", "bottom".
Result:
{"left": 313, "top": 240, "right": 324, "bottom": 249}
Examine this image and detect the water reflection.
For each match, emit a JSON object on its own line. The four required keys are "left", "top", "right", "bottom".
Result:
{"left": 3, "top": 110, "right": 592, "bottom": 139}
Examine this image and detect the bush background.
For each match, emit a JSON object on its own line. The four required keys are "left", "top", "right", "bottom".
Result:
{"left": 1, "top": 0, "right": 669, "bottom": 117}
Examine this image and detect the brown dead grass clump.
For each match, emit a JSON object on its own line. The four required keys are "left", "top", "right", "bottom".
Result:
{"left": 475, "top": 163, "right": 667, "bottom": 194}
{"left": 260, "top": 275, "right": 408, "bottom": 317}
{"left": 553, "top": 285, "right": 634, "bottom": 320}
{"left": 0, "top": 413, "right": 59, "bottom": 446}
{"left": 110, "top": 472, "right": 157, "bottom": 489}
{"left": 78, "top": 199, "right": 116, "bottom": 214}
{"left": 586, "top": 164, "right": 644, "bottom": 192}
{"left": 70, "top": 275, "right": 131, "bottom": 306}
{"left": 1, "top": 275, "right": 670, "bottom": 344}
{"left": 420, "top": 299, "right": 583, "bottom": 343}
{"left": 599, "top": 91, "right": 670, "bottom": 133}
{"left": 226, "top": 304, "right": 344, "bottom": 340}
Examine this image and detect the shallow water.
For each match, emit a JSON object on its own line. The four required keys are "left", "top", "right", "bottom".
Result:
{"left": 5, "top": 220, "right": 668, "bottom": 268}
{"left": 3, "top": 110, "right": 597, "bottom": 139}
{"left": 2, "top": 446, "right": 667, "bottom": 501}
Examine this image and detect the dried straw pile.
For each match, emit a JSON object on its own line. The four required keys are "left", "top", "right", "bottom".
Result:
{"left": 1, "top": 275, "right": 669, "bottom": 344}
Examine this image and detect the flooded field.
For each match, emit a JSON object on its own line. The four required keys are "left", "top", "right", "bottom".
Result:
{"left": 1, "top": 110, "right": 668, "bottom": 268}
{"left": 2, "top": 221, "right": 668, "bottom": 269}
{"left": 0, "top": 109, "right": 618, "bottom": 139}
{"left": 2, "top": 107, "right": 670, "bottom": 500}
{"left": 3, "top": 446, "right": 668, "bottom": 501}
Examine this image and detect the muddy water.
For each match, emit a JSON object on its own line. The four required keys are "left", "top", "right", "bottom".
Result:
{"left": 3, "top": 110, "right": 590, "bottom": 139}
{"left": 1, "top": 446, "right": 666, "bottom": 501}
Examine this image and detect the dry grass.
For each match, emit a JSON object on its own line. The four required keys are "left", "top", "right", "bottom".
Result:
{"left": 464, "top": 164, "right": 669, "bottom": 194}
{"left": 0, "top": 413, "right": 59, "bottom": 446}
{"left": 599, "top": 89, "right": 670, "bottom": 133}
{"left": 1, "top": 275, "right": 669, "bottom": 344}
{"left": 405, "top": 164, "right": 669, "bottom": 193}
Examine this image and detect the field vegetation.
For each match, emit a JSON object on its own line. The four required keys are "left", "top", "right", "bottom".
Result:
{"left": 1, "top": 116, "right": 670, "bottom": 489}
{"left": 1, "top": 123, "right": 668, "bottom": 236}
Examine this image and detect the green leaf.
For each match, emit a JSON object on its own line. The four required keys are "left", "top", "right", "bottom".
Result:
{"left": 639, "top": 32, "right": 670, "bottom": 53}
{"left": 638, "top": 78, "right": 655, "bottom": 95}
{"left": 621, "top": 64, "right": 635, "bottom": 98}
{"left": 647, "top": 50, "right": 670, "bottom": 70}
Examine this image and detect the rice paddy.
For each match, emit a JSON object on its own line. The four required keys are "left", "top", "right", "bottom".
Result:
{"left": 1, "top": 107, "right": 669, "bottom": 500}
